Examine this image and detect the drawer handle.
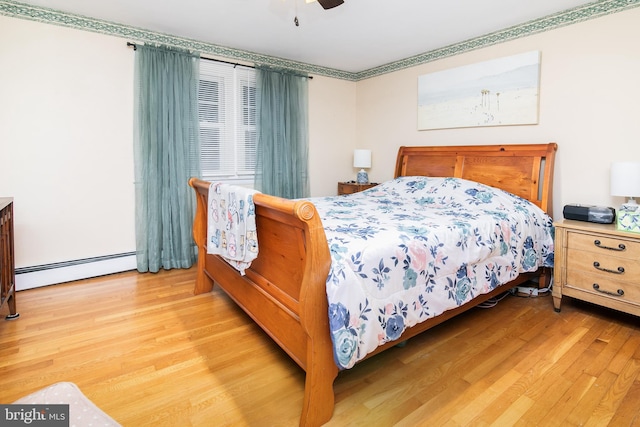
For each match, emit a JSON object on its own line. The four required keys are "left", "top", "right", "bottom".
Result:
{"left": 593, "top": 240, "right": 626, "bottom": 251}
{"left": 593, "top": 283, "right": 625, "bottom": 297}
{"left": 593, "top": 262, "right": 625, "bottom": 274}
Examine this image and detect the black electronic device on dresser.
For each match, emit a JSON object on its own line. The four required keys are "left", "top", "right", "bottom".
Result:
{"left": 563, "top": 204, "right": 615, "bottom": 224}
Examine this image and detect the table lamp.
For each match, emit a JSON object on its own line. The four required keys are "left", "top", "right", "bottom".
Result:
{"left": 354, "top": 149, "right": 371, "bottom": 184}
{"left": 611, "top": 161, "right": 640, "bottom": 211}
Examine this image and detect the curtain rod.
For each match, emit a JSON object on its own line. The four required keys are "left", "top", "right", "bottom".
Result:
{"left": 126, "top": 42, "right": 312, "bottom": 79}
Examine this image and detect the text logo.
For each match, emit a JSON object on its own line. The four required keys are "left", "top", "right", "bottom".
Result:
{"left": 0, "top": 405, "right": 69, "bottom": 426}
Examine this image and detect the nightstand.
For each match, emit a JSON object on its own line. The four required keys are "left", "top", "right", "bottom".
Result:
{"left": 337, "top": 182, "right": 377, "bottom": 195}
{"left": 553, "top": 220, "right": 640, "bottom": 317}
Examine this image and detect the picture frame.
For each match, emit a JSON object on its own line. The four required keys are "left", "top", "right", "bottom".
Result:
{"left": 418, "top": 51, "right": 541, "bottom": 130}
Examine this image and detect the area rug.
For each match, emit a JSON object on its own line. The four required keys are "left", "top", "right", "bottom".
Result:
{"left": 12, "top": 382, "right": 121, "bottom": 426}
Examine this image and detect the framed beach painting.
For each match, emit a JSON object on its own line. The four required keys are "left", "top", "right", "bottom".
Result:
{"left": 418, "top": 51, "right": 541, "bottom": 130}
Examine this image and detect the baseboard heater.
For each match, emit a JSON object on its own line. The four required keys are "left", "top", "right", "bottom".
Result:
{"left": 15, "top": 252, "right": 137, "bottom": 291}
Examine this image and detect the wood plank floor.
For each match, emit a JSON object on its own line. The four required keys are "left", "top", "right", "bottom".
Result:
{"left": 1, "top": 268, "right": 639, "bottom": 426}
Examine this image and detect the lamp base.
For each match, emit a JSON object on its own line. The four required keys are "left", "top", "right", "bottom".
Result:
{"left": 356, "top": 169, "right": 369, "bottom": 184}
{"left": 621, "top": 198, "right": 639, "bottom": 212}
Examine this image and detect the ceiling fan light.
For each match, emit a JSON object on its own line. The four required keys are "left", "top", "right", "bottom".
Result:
{"left": 317, "top": 0, "right": 344, "bottom": 9}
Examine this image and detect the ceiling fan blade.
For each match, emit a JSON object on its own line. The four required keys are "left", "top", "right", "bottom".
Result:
{"left": 316, "top": 0, "right": 344, "bottom": 9}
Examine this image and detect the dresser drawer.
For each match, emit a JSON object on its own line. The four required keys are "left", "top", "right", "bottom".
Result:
{"left": 566, "top": 269, "right": 640, "bottom": 304}
{"left": 567, "top": 231, "right": 640, "bottom": 260}
{"left": 565, "top": 248, "right": 640, "bottom": 280}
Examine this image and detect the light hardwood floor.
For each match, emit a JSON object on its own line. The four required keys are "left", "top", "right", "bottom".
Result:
{"left": 1, "top": 268, "right": 639, "bottom": 426}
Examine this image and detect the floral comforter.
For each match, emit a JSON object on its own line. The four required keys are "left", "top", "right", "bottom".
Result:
{"left": 311, "top": 176, "right": 554, "bottom": 370}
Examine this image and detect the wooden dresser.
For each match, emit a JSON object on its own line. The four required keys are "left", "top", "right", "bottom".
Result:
{"left": 553, "top": 220, "right": 640, "bottom": 317}
{"left": 1, "top": 198, "right": 18, "bottom": 320}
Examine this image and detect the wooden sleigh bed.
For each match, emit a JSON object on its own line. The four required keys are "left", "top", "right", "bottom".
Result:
{"left": 189, "top": 142, "right": 557, "bottom": 426}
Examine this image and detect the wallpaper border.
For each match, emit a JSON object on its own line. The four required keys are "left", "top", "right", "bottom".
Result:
{"left": 1, "top": 0, "right": 639, "bottom": 81}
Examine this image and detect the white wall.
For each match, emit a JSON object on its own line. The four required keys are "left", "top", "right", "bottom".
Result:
{"left": 356, "top": 7, "right": 640, "bottom": 220}
{"left": 308, "top": 75, "right": 358, "bottom": 196}
{"left": 0, "top": 16, "right": 136, "bottom": 273}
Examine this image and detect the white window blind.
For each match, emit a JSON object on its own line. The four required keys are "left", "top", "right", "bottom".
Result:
{"left": 198, "top": 60, "right": 257, "bottom": 185}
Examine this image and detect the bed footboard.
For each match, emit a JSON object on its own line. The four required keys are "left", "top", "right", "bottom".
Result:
{"left": 189, "top": 178, "right": 339, "bottom": 426}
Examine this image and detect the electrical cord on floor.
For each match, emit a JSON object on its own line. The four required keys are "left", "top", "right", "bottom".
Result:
{"left": 477, "top": 280, "right": 554, "bottom": 308}
{"left": 476, "top": 290, "right": 512, "bottom": 308}
{"left": 511, "top": 284, "right": 553, "bottom": 298}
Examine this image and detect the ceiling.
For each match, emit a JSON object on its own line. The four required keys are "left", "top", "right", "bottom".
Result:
{"left": 9, "top": 0, "right": 601, "bottom": 73}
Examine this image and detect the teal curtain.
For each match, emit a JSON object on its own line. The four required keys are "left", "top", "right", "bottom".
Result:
{"left": 255, "top": 66, "right": 309, "bottom": 198}
{"left": 133, "top": 45, "right": 200, "bottom": 273}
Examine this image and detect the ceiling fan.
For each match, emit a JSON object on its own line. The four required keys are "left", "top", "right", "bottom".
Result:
{"left": 305, "top": 0, "right": 344, "bottom": 10}
{"left": 292, "top": 0, "right": 344, "bottom": 26}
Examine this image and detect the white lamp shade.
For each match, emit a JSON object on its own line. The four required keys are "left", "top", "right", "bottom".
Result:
{"left": 611, "top": 162, "right": 640, "bottom": 197}
{"left": 353, "top": 149, "right": 371, "bottom": 169}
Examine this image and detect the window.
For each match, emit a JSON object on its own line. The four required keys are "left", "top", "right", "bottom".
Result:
{"left": 198, "top": 60, "right": 257, "bottom": 185}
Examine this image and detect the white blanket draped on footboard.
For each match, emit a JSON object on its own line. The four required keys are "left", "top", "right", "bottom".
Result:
{"left": 206, "top": 182, "right": 259, "bottom": 275}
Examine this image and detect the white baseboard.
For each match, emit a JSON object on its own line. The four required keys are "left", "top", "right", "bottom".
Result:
{"left": 16, "top": 253, "right": 137, "bottom": 291}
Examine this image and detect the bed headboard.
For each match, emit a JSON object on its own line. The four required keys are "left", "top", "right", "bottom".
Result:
{"left": 394, "top": 143, "right": 558, "bottom": 216}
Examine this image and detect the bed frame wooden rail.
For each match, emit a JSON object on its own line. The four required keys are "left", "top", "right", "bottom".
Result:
{"left": 189, "top": 142, "right": 557, "bottom": 426}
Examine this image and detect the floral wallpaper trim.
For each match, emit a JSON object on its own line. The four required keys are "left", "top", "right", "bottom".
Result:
{"left": 358, "top": 0, "right": 640, "bottom": 80}
{"left": 1, "top": 0, "right": 639, "bottom": 81}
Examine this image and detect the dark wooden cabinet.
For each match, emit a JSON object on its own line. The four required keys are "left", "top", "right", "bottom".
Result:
{"left": 1, "top": 198, "right": 18, "bottom": 320}
{"left": 337, "top": 182, "right": 378, "bottom": 195}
